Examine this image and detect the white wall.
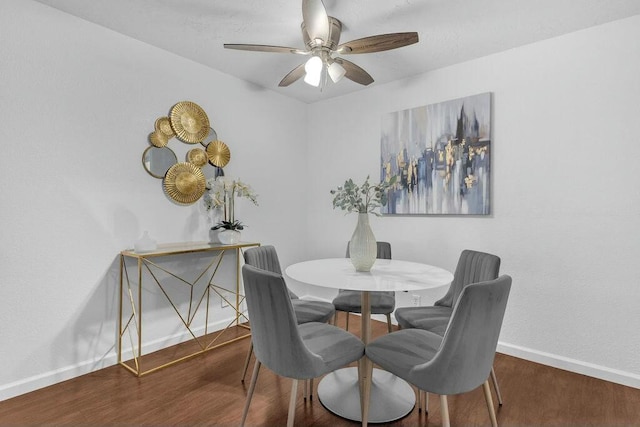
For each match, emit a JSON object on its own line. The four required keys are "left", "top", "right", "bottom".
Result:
{"left": 0, "top": 0, "right": 307, "bottom": 400}
{"left": 304, "top": 15, "right": 640, "bottom": 387}
{"left": 1, "top": 0, "right": 639, "bottom": 402}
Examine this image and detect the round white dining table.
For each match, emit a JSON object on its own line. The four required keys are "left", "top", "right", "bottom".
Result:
{"left": 285, "top": 258, "right": 453, "bottom": 423}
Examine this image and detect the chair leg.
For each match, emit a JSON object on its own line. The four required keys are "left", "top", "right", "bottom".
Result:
{"left": 240, "top": 360, "right": 261, "bottom": 427}
{"left": 386, "top": 313, "right": 393, "bottom": 333}
{"left": 345, "top": 311, "right": 349, "bottom": 331}
{"left": 240, "top": 342, "right": 254, "bottom": 382}
{"left": 490, "top": 366, "right": 503, "bottom": 406}
{"left": 362, "top": 357, "right": 374, "bottom": 427}
{"left": 303, "top": 378, "right": 313, "bottom": 401}
{"left": 417, "top": 390, "right": 428, "bottom": 413}
{"left": 440, "top": 395, "right": 450, "bottom": 427}
{"left": 483, "top": 380, "right": 498, "bottom": 427}
{"left": 287, "top": 379, "right": 299, "bottom": 427}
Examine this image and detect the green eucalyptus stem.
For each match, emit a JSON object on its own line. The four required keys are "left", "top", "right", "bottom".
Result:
{"left": 330, "top": 175, "right": 397, "bottom": 216}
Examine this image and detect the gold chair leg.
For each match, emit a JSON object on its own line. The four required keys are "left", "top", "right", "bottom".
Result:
{"left": 240, "top": 342, "right": 253, "bottom": 382}
{"left": 309, "top": 378, "right": 314, "bottom": 401}
{"left": 483, "top": 380, "right": 498, "bottom": 427}
{"left": 440, "top": 395, "right": 450, "bottom": 427}
{"left": 287, "top": 379, "right": 299, "bottom": 427}
{"left": 425, "top": 391, "right": 429, "bottom": 413}
{"left": 345, "top": 311, "right": 349, "bottom": 331}
{"left": 386, "top": 313, "right": 393, "bottom": 333}
{"left": 240, "top": 360, "right": 261, "bottom": 427}
{"left": 490, "top": 366, "right": 503, "bottom": 406}
{"left": 362, "top": 357, "right": 374, "bottom": 427}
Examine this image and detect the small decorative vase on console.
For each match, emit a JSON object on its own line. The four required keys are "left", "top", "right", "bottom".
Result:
{"left": 349, "top": 213, "right": 377, "bottom": 272}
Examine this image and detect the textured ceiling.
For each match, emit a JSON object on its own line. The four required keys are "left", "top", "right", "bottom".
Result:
{"left": 33, "top": 0, "right": 640, "bottom": 103}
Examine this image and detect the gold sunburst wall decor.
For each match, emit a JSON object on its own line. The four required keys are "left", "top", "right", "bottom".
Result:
{"left": 163, "top": 162, "right": 206, "bottom": 205}
{"left": 143, "top": 101, "right": 232, "bottom": 205}
{"left": 206, "top": 140, "right": 231, "bottom": 168}
{"left": 187, "top": 148, "right": 208, "bottom": 168}
{"left": 170, "top": 101, "right": 210, "bottom": 144}
{"left": 148, "top": 131, "right": 168, "bottom": 148}
{"left": 155, "top": 116, "right": 175, "bottom": 138}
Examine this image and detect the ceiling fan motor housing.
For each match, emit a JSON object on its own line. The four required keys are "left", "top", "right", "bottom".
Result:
{"left": 302, "top": 17, "right": 342, "bottom": 50}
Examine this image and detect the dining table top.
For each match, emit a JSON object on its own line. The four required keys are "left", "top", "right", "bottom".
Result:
{"left": 285, "top": 257, "right": 453, "bottom": 292}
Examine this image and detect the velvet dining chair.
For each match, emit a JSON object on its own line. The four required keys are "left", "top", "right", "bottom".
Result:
{"left": 394, "top": 249, "right": 504, "bottom": 406}
{"left": 240, "top": 264, "right": 365, "bottom": 427}
{"left": 363, "top": 275, "right": 512, "bottom": 427}
{"left": 332, "top": 241, "right": 395, "bottom": 333}
{"left": 240, "top": 245, "right": 336, "bottom": 388}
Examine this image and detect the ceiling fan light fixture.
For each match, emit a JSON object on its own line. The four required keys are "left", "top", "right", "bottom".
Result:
{"left": 304, "top": 55, "right": 323, "bottom": 87}
{"left": 328, "top": 60, "right": 346, "bottom": 83}
{"left": 223, "top": 0, "right": 419, "bottom": 89}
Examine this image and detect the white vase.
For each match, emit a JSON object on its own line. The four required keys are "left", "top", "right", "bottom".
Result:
{"left": 349, "top": 213, "right": 377, "bottom": 272}
{"left": 218, "top": 229, "right": 241, "bottom": 245}
{"left": 134, "top": 230, "right": 157, "bottom": 253}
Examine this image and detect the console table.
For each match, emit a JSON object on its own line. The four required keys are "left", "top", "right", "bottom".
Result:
{"left": 118, "top": 241, "right": 259, "bottom": 376}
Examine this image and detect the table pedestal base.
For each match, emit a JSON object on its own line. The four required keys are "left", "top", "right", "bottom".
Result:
{"left": 317, "top": 367, "right": 415, "bottom": 423}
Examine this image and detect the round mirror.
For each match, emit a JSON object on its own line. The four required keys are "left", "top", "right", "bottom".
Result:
{"left": 201, "top": 126, "right": 218, "bottom": 147}
{"left": 142, "top": 146, "right": 178, "bottom": 178}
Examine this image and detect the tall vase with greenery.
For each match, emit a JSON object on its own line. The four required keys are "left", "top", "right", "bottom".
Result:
{"left": 204, "top": 177, "right": 258, "bottom": 244}
{"left": 330, "top": 175, "right": 396, "bottom": 271}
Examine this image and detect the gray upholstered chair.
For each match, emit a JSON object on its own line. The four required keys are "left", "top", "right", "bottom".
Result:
{"left": 240, "top": 245, "right": 336, "bottom": 385}
{"left": 240, "top": 264, "right": 365, "bottom": 427}
{"left": 363, "top": 275, "right": 512, "bottom": 427}
{"left": 394, "top": 249, "right": 504, "bottom": 405}
{"left": 332, "top": 241, "right": 395, "bottom": 333}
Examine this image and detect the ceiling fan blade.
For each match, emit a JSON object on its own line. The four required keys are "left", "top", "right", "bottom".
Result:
{"left": 224, "top": 44, "right": 308, "bottom": 55}
{"left": 302, "top": 0, "right": 330, "bottom": 42}
{"left": 334, "top": 58, "right": 374, "bottom": 86}
{"left": 337, "top": 32, "right": 419, "bottom": 54}
{"left": 279, "top": 63, "right": 306, "bottom": 87}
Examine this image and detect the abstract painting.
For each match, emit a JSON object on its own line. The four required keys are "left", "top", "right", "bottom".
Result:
{"left": 380, "top": 93, "right": 492, "bottom": 215}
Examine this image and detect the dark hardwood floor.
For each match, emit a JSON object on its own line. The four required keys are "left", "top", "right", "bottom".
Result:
{"left": 1, "top": 315, "right": 639, "bottom": 426}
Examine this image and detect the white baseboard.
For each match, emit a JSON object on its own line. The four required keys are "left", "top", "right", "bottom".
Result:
{"left": 0, "top": 317, "right": 237, "bottom": 402}
{"left": 4, "top": 314, "right": 639, "bottom": 403}
{"left": 497, "top": 342, "right": 640, "bottom": 389}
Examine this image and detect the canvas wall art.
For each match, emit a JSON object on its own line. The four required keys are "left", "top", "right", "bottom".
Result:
{"left": 380, "top": 93, "right": 492, "bottom": 215}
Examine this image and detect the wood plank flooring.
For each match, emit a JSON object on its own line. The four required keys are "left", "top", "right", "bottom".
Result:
{"left": 1, "top": 314, "right": 639, "bottom": 426}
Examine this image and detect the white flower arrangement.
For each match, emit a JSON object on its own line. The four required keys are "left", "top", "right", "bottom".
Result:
{"left": 204, "top": 176, "right": 258, "bottom": 229}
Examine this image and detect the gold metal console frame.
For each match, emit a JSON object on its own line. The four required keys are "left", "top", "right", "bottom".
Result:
{"left": 118, "top": 241, "right": 260, "bottom": 377}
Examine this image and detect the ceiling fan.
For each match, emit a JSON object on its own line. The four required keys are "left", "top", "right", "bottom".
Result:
{"left": 223, "top": 0, "right": 419, "bottom": 88}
